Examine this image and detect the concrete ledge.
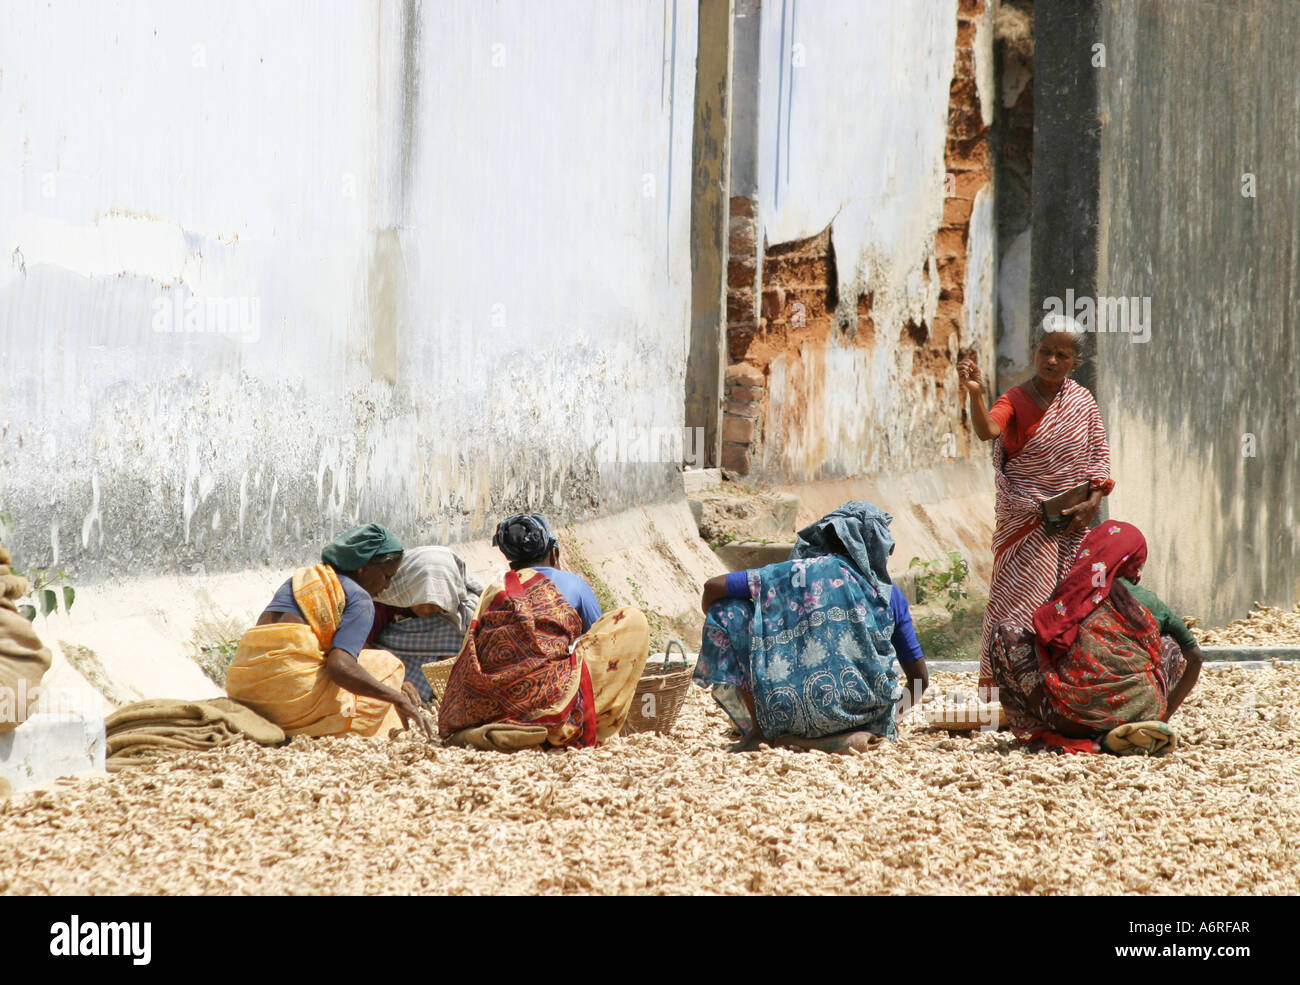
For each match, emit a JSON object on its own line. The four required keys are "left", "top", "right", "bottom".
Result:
{"left": 713, "top": 541, "right": 794, "bottom": 571}
{"left": 0, "top": 713, "right": 106, "bottom": 794}
{"left": 1200, "top": 646, "right": 1300, "bottom": 662}
{"left": 777, "top": 460, "right": 996, "bottom": 591}
{"left": 683, "top": 468, "right": 722, "bottom": 495}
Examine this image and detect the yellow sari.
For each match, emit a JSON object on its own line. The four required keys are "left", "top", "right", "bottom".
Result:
{"left": 226, "top": 565, "right": 405, "bottom": 737}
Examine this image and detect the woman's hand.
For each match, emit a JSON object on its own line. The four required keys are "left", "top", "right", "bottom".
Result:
{"left": 957, "top": 357, "right": 985, "bottom": 396}
{"left": 958, "top": 357, "right": 1000, "bottom": 441}
{"left": 1062, "top": 491, "right": 1103, "bottom": 535}
{"left": 394, "top": 691, "right": 436, "bottom": 741}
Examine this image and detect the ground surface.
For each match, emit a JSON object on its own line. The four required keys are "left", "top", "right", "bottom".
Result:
{"left": 2, "top": 666, "right": 1297, "bottom": 896}
{"left": 1196, "top": 604, "right": 1300, "bottom": 646}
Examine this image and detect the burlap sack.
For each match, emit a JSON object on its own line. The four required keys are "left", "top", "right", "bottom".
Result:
{"left": 0, "top": 595, "right": 53, "bottom": 735}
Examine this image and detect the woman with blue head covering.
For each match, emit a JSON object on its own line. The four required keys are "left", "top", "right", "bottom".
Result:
{"left": 437, "top": 513, "right": 651, "bottom": 750}
{"left": 226, "top": 522, "right": 434, "bottom": 740}
{"left": 695, "top": 502, "right": 929, "bottom": 751}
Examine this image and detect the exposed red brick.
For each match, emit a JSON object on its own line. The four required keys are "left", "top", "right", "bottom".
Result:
{"left": 947, "top": 136, "right": 992, "bottom": 172}
{"left": 900, "top": 319, "right": 928, "bottom": 346}
{"left": 726, "top": 363, "right": 764, "bottom": 388}
{"left": 727, "top": 291, "right": 756, "bottom": 326}
{"left": 938, "top": 257, "right": 965, "bottom": 294}
{"left": 949, "top": 169, "right": 988, "bottom": 202}
{"left": 856, "top": 292, "right": 876, "bottom": 343}
{"left": 936, "top": 228, "right": 966, "bottom": 259}
{"left": 727, "top": 329, "right": 756, "bottom": 363}
{"left": 943, "top": 196, "right": 973, "bottom": 225}
{"left": 729, "top": 195, "right": 755, "bottom": 219}
{"left": 729, "top": 385, "right": 764, "bottom": 403}
{"left": 728, "top": 257, "right": 756, "bottom": 290}
{"left": 726, "top": 400, "right": 760, "bottom": 420}
{"left": 721, "top": 443, "right": 751, "bottom": 474}
{"left": 788, "top": 286, "right": 835, "bottom": 324}
{"left": 729, "top": 217, "right": 756, "bottom": 256}
{"left": 934, "top": 298, "right": 965, "bottom": 329}
{"left": 761, "top": 287, "right": 784, "bottom": 321}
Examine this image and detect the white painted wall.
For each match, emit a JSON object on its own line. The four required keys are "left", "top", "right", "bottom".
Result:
{"left": 0, "top": 0, "right": 698, "bottom": 576}
{"left": 753, "top": 0, "right": 997, "bottom": 480}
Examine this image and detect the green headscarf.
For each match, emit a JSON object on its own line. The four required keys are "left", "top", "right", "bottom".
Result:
{"left": 321, "top": 523, "right": 404, "bottom": 572}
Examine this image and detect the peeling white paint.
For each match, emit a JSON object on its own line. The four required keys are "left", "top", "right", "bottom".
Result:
{"left": 752, "top": 0, "right": 995, "bottom": 481}
{"left": 4, "top": 212, "right": 192, "bottom": 287}
{"left": 973, "top": 4, "right": 995, "bottom": 127}
{"left": 964, "top": 184, "right": 997, "bottom": 356}
{"left": 0, "top": 1, "right": 699, "bottom": 574}
{"left": 758, "top": 0, "right": 957, "bottom": 309}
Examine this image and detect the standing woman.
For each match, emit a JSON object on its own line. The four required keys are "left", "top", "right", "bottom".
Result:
{"left": 958, "top": 315, "right": 1115, "bottom": 694}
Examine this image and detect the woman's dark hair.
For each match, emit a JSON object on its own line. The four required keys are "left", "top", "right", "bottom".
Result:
{"left": 494, "top": 514, "right": 558, "bottom": 567}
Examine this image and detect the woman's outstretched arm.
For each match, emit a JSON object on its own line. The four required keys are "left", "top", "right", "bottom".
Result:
{"left": 958, "top": 357, "right": 1000, "bottom": 442}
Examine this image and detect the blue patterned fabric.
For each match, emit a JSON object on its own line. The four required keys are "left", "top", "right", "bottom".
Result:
{"left": 790, "top": 500, "right": 895, "bottom": 592}
{"left": 695, "top": 553, "right": 901, "bottom": 742}
{"left": 377, "top": 613, "right": 466, "bottom": 702}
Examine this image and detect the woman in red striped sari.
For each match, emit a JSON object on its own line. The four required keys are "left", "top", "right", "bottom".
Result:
{"left": 958, "top": 316, "right": 1115, "bottom": 695}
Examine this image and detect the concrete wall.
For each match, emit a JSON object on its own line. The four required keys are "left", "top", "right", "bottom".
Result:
{"left": 1035, "top": 0, "right": 1300, "bottom": 621}
{"left": 0, "top": 1, "right": 699, "bottom": 578}
{"left": 728, "top": 0, "right": 999, "bottom": 482}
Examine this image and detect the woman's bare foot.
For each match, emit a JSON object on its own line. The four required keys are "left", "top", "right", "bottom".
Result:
{"left": 773, "top": 730, "right": 883, "bottom": 755}
{"left": 730, "top": 730, "right": 765, "bottom": 752}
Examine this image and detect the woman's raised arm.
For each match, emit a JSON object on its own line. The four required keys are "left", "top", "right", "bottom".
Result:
{"left": 958, "top": 357, "right": 1001, "bottom": 442}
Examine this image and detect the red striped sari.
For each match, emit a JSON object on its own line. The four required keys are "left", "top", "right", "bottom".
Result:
{"left": 980, "top": 378, "right": 1113, "bottom": 688}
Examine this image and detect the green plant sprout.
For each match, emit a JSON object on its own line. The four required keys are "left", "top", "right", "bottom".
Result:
{"left": 908, "top": 551, "right": 970, "bottom": 613}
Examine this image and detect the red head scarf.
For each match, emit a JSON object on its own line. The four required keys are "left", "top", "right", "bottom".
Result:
{"left": 1031, "top": 521, "right": 1148, "bottom": 661}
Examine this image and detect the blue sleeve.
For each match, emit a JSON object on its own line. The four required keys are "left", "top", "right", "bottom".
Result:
{"left": 263, "top": 578, "right": 299, "bottom": 614}
{"left": 575, "top": 581, "right": 602, "bottom": 633}
{"left": 329, "top": 576, "right": 376, "bottom": 658}
{"left": 889, "top": 584, "right": 924, "bottom": 665}
{"left": 723, "top": 570, "right": 753, "bottom": 599}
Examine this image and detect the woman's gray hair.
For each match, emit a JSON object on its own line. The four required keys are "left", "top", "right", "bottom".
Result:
{"left": 1034, "top": 313, "right": 1091, "bottom": 360}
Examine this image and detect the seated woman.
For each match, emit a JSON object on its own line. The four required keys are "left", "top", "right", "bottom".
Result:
{"left": 226, "top": 523, "right": 433, "bottom": 740}
{"left": 368, "top": 546, "right": 483, "bottom": 703}
{"left": 990, "top": 520, "right": 1203, "bottom": 755}
{"left": 695, "top": 501, "right": 929, "bottom": 753}
{"left": 438, "top": 513, "right": 650, "bottom": 750}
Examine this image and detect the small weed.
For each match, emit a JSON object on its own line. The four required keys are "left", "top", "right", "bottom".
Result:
{"left": 909, "top": 551, "right": 970, "bottom": 612}
{"left": 196, "top": 639, "right": 241, "bottom": 687}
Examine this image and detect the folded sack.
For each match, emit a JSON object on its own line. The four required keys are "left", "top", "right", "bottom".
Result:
{"left": 105, "top": 697, "right": 286, "bottom": 771}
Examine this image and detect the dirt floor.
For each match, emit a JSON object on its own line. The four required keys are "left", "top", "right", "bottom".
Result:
{"left": 2, "top": 664, "right": 1297, "bottom": 896}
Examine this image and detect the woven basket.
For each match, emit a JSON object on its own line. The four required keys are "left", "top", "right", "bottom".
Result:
{"left": 622, "top": 639, "right": 694, "bottom": 737}
{"left": 421, "top": 659, "right": 456, "bottom": 702}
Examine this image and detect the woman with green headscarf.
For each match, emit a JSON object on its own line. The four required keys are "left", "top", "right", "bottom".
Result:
{"left": 226, "top": 523, "right": 433, "bottom": 740}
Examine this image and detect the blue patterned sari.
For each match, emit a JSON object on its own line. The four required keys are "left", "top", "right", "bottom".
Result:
{"left": 694, "top": 502, "right": 902, "bottom": 741}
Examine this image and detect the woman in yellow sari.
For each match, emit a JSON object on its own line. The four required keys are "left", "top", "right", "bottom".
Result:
{"left": 226, "top": 523, "right": 433, "bottom": 740}
{"left": 438, "top": 513, "right": 650, "bottom": 750}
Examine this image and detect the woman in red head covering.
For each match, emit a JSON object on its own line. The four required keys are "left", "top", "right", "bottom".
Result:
{"left": 990, "top": 521, "right": 1203, "bottom": 755}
